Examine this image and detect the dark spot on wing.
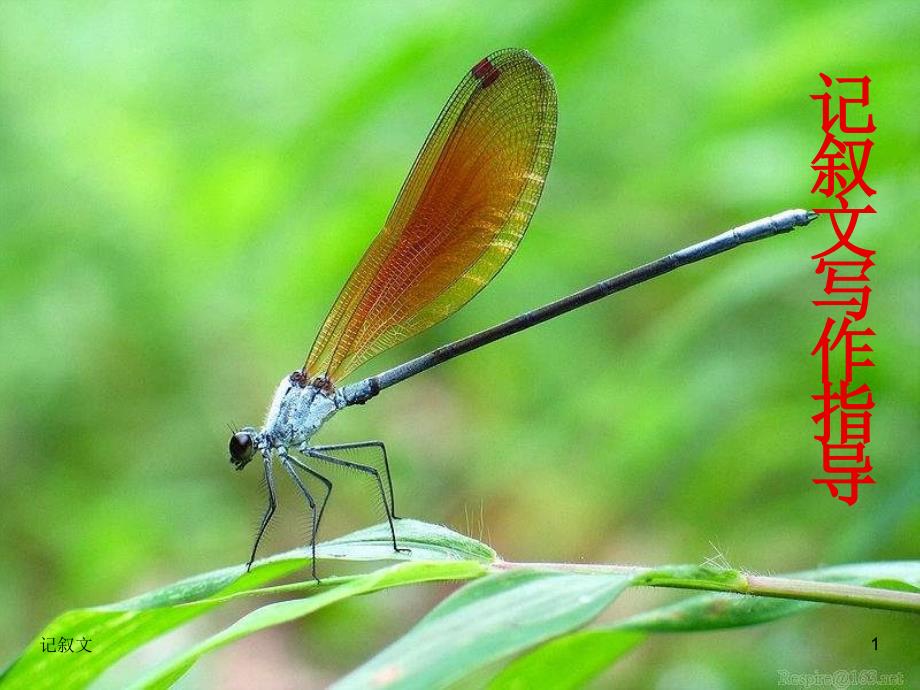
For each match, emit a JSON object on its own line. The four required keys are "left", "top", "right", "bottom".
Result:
{"left": 471, "top": 57, "right": 500, "bottom": 88}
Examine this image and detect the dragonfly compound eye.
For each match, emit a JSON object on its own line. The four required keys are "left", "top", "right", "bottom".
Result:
{"left": 229, "top": 432, "right": 255, "bottom": 469}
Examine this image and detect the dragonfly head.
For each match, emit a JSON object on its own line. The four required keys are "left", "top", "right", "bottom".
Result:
{"left": 229, "top": 430, "right": 257, "bottom": 470}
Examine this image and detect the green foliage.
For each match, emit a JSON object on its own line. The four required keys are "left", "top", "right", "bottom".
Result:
{"left": 3, "top": 521, "right": 917, "bottom": 689}
{"left": 487, "top": 630, "right": 645, "bottom": 690}
{"left": 334, "top": 570, "right": 633, "bottom": 690}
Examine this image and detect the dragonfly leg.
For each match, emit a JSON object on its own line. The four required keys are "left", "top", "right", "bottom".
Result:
{"left": 285, "top": 454, "right": 333, "bottom": 531}
{"left": 279, "top": 451, "right": 322, "bottom": 582}
{"left": 247, "top": 451, "right": 277, "bottom": 572}
{"left": 308, "top": 440, "right": 401, "bottom": 519}
{"left": 305, "top": 448, "right": 410, "bottom": 555}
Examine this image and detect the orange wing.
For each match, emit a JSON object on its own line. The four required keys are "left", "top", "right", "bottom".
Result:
{"left": 305, "top": 49, "right": 557, "bottom": 383}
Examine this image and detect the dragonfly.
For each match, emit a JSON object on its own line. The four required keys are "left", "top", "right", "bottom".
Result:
{"left": 228, "top": 48, "right": 816, "bottom": 578}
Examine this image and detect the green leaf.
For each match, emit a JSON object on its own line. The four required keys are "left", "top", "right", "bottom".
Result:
{"left": 487, "top": 629, "right": 644, "bottom": 690}
{"left": 485, "top": 561, "right": 920, "bottom": 688}
{"left": 795, "top": 561, "right": 920, "bottom": 589}
{"left": 1, "top": 520, "right": 492, "bottom": 690}
{"left": 134, "top": 560, "right": 487, "bottom": 690}
{"left": 5, "top": 517, "right": 916, "bottom": 690}
{"left": 319, "top": 519, "right": 497, "bottom": 563}
{"left": 622, "top": 561, "right": 920, "bottom": 632}
{"left": 0, "top": 558, "right": 302, "bottom": 690}
{"left": 619, "top": 592, "right": 811, "bottom": 632}
{"left": 332, "top": 570, "right": 633, "bottom": 690}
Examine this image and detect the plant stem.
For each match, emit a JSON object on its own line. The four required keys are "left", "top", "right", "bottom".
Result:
{"left": 741, "top": 575, "right": 919, "bottom": 613}
{"left": 491, "top": 561, "right": 920, "bottom": 614}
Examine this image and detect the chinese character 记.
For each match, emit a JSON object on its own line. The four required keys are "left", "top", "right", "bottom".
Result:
{"left": 812, "top": 73, "right": 838, "bottom": 133}
{"left": 836, "top": 76, "right": 876, "bottom": 134}
{"left": 41, "top": 637, "right": 56, "bottom": 653}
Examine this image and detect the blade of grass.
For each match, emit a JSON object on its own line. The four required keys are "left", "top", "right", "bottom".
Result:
{"left": 5, "top": 519, "right": 916, "bottom": 690}
{"left": 487, "top": 629, "right": 645, "bottom": 690}
{"left": 487, "top": 561, "right": 920, "bottom": 688}
{"left": 492, "top": 561, "right": 920, "bottom": 613}
{"left": 0, "top": 520, "right": 493, "bottom": 690}
{"left": 133, "top": 559, "right": 487, "bottom": 690}
{"left": 332, "top": 570, "right": 634, "bottom": 690}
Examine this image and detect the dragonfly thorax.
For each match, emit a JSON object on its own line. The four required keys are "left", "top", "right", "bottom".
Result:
{"left": 261, "top": 372, "right": 341, "bottom": 447}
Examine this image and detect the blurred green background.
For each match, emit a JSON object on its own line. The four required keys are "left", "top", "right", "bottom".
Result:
{"left": 1, "top": 1, "right": 917, "bottom": 687}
